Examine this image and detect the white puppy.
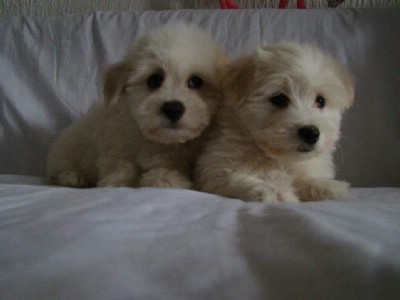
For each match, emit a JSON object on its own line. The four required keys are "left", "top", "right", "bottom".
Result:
{"left": 47, "top": 23, "right": 225, "bottom": 188}
{"left": 195, "top": 42, "right": 354, "bottom": 203}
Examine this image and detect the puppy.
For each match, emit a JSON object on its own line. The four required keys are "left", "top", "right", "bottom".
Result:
{"left": 47, "top": 23, "right": 225, "bottom": 188}
{"left": 195, "top": 42, "right": 354, "bottom": 203}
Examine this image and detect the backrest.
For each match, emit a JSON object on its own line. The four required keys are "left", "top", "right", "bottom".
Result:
{"left": 0, "top": 9, "right": 399, "bottom": 186}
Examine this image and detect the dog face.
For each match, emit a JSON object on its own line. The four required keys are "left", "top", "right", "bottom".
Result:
{"left": 102, "top": 23, "right": 226, "bottom": 144}
{"left": 223, "top": 43, "right": 354, "bottom": 161}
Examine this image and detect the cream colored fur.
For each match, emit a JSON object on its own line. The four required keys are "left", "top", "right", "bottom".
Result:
{"left": 195, "top": 42, "right": 354, "bottom": 203}
{"left": 46, "top": 23, "right": 225, "bottom": 188}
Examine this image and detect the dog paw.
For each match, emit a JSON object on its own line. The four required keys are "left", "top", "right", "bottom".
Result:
{"left": 259, "top": 192, "right": 280, "bottom": 204}
{"left": 51, "top": 171, "right": 90, "bottom": 188}
{"left": 248, "top": 186, "right": 299, "bottom": 204}
{"left": 140, "top": 169, "right": 193, "bottom": 189}
{"left": 296, "top": 178, "right": 349, "bottom": 201}
{"left": 277, "top": 189, "right": 300, "bottom": 203}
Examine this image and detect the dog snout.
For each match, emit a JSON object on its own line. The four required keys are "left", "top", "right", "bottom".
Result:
{"left": 298, "top": 125, "right": 320, "bottom": 145}
{"left": 160, "top": 100, "right": 185, "bottom": 122}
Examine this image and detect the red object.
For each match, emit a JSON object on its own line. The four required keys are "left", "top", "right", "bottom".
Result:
{"left": 278, "top": 0, "right": 289, "bottom": 8}
{"left": 297, "top": 0, "right": 306, "bottom": 8}
{"left": 220, "top": 0, "right": 240, "bottom": 9}
{"left": 279, "top": 0, "right": 307, "bottom": 9}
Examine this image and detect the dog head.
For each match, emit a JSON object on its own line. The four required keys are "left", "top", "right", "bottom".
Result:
{"left": 222, "top": 42, "right": 354, "bottom": 161}
{"left": 103, "top": 23, "right": 226, "bottom": 144}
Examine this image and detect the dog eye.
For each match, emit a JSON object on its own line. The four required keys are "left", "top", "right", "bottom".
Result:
{"left": 270, "top": 94, "right": 290, "bottom": 108}
{"left": 147, "top": 73, "right": 164, "bottom": 90}
{"left": 188, "top": 76, "right": 203, "bottom": 89}
{"left": 315, "top": 95, "right": 326, "bottom": 109}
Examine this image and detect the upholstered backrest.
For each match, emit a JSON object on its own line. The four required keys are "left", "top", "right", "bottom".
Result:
{"left": 0, "top": 9, "right": 399, "bottom": 186}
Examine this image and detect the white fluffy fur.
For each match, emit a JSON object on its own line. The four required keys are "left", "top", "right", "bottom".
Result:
{"left": 47, "top": 23, "right": 225, "bottom": 188}
{"left": 195, "top": 42, "right": 354, "bottom": 203}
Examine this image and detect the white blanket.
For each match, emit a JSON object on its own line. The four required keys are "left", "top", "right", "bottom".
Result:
{"left": 1, "top": 175, "right": 400, "bottom": 299}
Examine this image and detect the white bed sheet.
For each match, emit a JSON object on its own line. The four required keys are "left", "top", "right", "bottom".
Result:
{"left": 0, "top": 176, "right": 399, "bottom": 299}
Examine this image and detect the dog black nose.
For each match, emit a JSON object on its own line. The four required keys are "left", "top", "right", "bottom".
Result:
{"left": 160, "top": 101, "right": 185, "bottom": 122}
{"left": 298, "top": 125, "right": 320, "bottom": 145}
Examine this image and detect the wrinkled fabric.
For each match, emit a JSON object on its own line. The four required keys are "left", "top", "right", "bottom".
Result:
{"left": 0, "top": 9, "right": 399, "bottom": 186}
{"left": 0, "top": 175, "right": 399, "bottom": 299}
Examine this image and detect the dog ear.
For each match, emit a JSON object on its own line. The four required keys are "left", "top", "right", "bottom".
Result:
{"left": 103, "top": 62, "right": 132, "bottom": 106}
{"left": 255, "top": 46, "right": 275, "bottom": 62}
{"left": 337, "top": 65, "right": 355, "bottom": 109}
{"left": 343, "top": 79, "right": 354, "bottom": 110}
{"left": 221, "top": 56, "right": 255, "bottom": 107}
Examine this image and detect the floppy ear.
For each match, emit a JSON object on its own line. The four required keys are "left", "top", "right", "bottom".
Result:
{"left": 103, "top": 62, "right": 132, "bottom": 106}
{"left": 221, "top": 55, "right": 255, "bottom": 107}
{"left": 343, "top": 80, "right": 355, "bottom": 110}
{"left": 338, "top": 66, "right": 355, "bottom": 110}
{"left": 255, "top": 45, "right": 276, "bottom": 62}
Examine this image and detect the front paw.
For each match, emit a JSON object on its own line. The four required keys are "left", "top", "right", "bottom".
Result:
{"left": 140, "top": 169, "right": 193, "bottom": 189}
{"left": 51, "top": 171, "right": 91, "bottom": 188}
{"left": 247, "top": 186, "right": 299, "bottom": 204}
{"left": 296, "top": 178, "right": 349, "bottom": 201}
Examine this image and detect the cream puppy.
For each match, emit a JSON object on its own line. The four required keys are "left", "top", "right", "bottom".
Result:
{"left": 47, "top": 23, "right": 225, "bottom": 188}
{"left": 195, "top": 42, "right": 354, "bottom": 203}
